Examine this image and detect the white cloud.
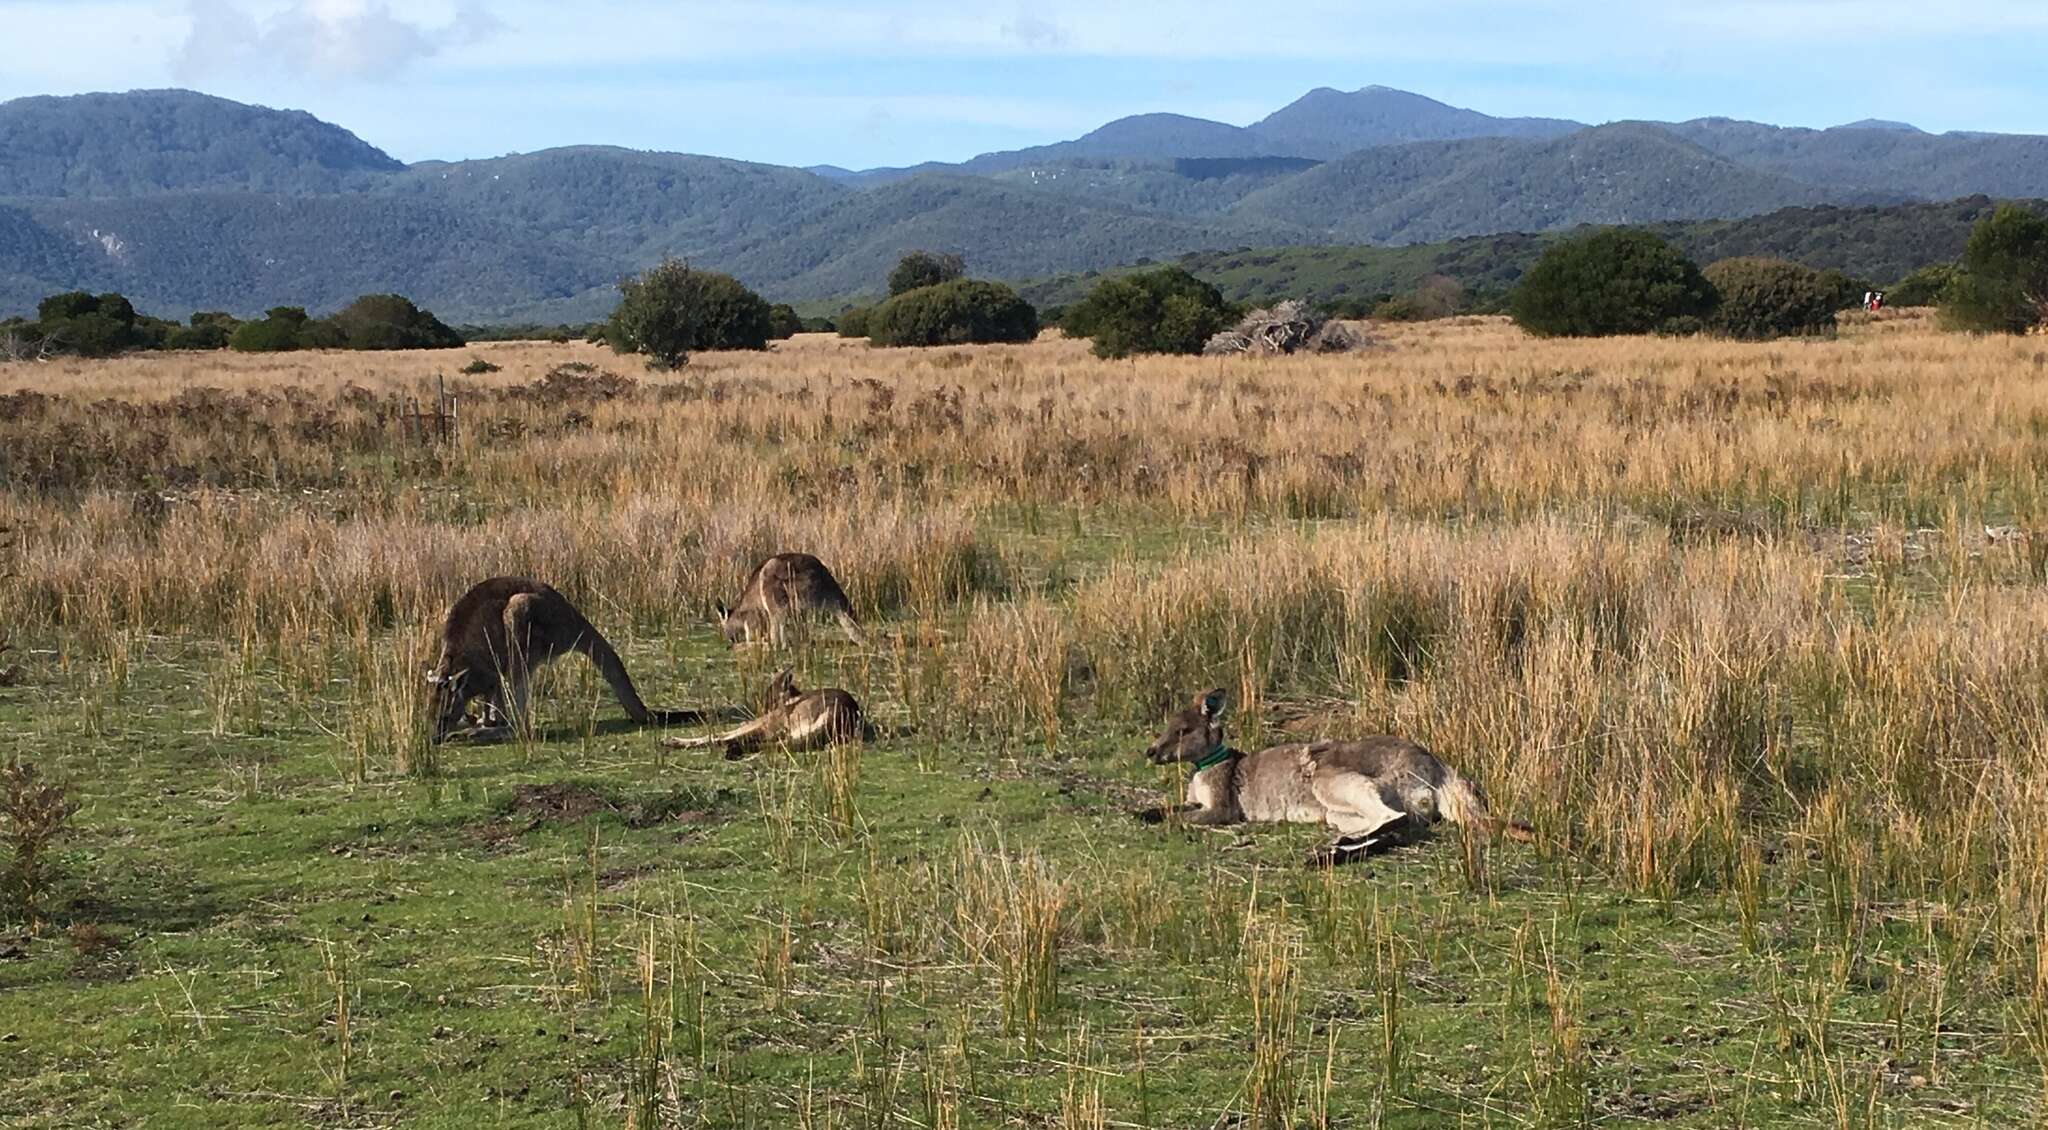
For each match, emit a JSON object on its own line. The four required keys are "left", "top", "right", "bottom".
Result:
{"left": 1001, "top": 9, "right": 1068, "bottom": 50}
{"left": 170, "top": 0, "right": 504, "bottom": 82}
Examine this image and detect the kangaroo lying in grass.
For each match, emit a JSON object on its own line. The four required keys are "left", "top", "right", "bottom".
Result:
{"left": 717, "top": 553, "right": 865, "bottom": 645}
{"left": 1138, "top": 689, "right": 1531, "bottom": 865}
{"left": 426, "top": 577, "right": 699, "bottom": 743}
{"left": 663, "top": 670, "right": 868, "bottom": 758}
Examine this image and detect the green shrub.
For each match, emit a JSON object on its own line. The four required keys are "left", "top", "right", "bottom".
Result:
{"left": 229, "top": 306, "right": 314, "bottom": 353}
{"left": 1065, "top": 267, "right": 1229, "bottom": 359}
{"left": 866, "top": 279, "right": 1039, "bottom": 347}
{"left": 1370, "top": 295, "right": 1432, "bottom": 322}
{"left": 327, "top": 294, "right": 464, "bottom": 350}
{"left": 1815, "top": 268, "right": 1875, "bottom": 311}
{"left": 1702, "top": 257, "right": 1838, "bottom": 340}
{"left": 1941, "top": 205, "right": 2048, "bottom": 334}
{"left": 34, "top": 291, "right": 151, "bottom": 358}
{"left": 165, "top": 324, "right": 226, "bottom": 350}
{"left": 766, "top": 303, "right": 804, "bottom": 340}
{"left": 606, "top": 259, "right": 773, "bottom": 367}
{"left": 1371, "top": 275, "right": 1467, "bottom": 323}
{"left": 1509, "top": 229, "right": 1717, "bottom": 337}
{"left": 836, "top": 306, "right": 872, "bottom": 339}
{"left": 887, "top": 251, "right": 966, "bottom": 297}
{"left": 164, "top": 311, "right": 240, "bottom": 351}
{"left": 1887, "top": 263, "right": 1958, "bottom": 307}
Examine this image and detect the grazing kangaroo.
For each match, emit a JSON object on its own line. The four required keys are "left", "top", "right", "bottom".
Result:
{"left": 663, "top": 670, "right": 867, "bottom": 758}
{"left": 425, "top": 577, "right": 698, "bottom": 743}
{"left": 717, "top": 553, "right": 865, "bottom": 645}
{"left": 1138, "top": 689, "right": 1531, "bottom": 865}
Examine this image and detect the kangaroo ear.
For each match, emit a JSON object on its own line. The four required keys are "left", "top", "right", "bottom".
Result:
{"left": 713, "top": 602, "right": 730, "bottom": 619}
{"left": 1198, "top": 688, "right": 1229, "bottom": 719}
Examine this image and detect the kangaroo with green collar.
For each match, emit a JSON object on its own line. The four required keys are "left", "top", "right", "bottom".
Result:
{"left": 1137, "top": 688, "right": 1532, "bottom": 865}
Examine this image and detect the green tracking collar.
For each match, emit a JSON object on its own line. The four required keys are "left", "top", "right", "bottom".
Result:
{"left": 1189, "top": 744, "right": 1234, "bottom": 771}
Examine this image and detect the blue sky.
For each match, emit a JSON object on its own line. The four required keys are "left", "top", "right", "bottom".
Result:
{"left": 2, "top": 0, "right": 2045, "bottom": 167}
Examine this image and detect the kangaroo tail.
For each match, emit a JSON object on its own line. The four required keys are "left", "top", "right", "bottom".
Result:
{"left": 576, "top": 626, "right": 655, "bottom": 724}
{"left": 645, "top": 708, "right": 709, "bottom": 727}
{"left": 1439, "top": 769, "right": 1536, "bottom": 842}
{"left": 664, "top": 715, "right": 771, "bottom": 753}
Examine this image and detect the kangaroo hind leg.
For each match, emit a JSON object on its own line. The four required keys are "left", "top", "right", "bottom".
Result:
{"left": 497, "top": 593, "right": 544, "bottom": 739}
{"left": 1309, "top": 775, "right": 1410, "bottom": 867}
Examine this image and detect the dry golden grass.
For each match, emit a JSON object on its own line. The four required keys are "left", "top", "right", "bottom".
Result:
{"left": 10, "top": 312, "right": 2048, "bottom": 1120}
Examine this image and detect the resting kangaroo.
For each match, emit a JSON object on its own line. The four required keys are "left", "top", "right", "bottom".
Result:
{"left": 425, "top": 577, "right": 698, "bottom": 743}
{"left": 663, "top": 670, "right": 867, "bottom": 758}
{"left": 717, "top": 553, "right": 865, "bottom": 645}
{"left": 1138, "top": 689, "right": 1531, "bottom": 865}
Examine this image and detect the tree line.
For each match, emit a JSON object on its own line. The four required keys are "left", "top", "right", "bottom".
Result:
{"left": 8, "top": 205, "right": 2040, "bottom": 367}
{"left": 1504, "top": 204, "right": 2048, "bottom": 339}
{"left": 1, "top": 292, "right": 468, "bottom": 360}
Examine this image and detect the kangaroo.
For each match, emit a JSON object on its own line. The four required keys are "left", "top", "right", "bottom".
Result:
{"left": 717, "top": 553, "right": 865, "bottom": 645}
{"left": 425, "top": 577, "right": 699, "bottom": 743}
{"left": 662, "top": 670, "right": 868, "bottom": 759}
{"left": 1137, "top": 689, "right": 1532, "bottom": 865}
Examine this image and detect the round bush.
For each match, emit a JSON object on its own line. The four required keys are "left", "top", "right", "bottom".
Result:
{"left": 887, "top": 251, "right": 966, "bottom": 297}
{"left": 607, "top": 259, "right": 774, "bottom": 368}
{"left": 1941, "top": 204, "right": 2048, "bottom": 335}
{"left": 1702, "top": 258, "right": 1838, "bottom": 340}
{"left": 866, "top": 279, "right": 1038, "bottom": 347}
{"left": 1066, "top": 267, "right": 1229, "bottom": 359}
{"left": 229, "top": 307, "right": 315, "bottom": 353}
{"left": 1509, "top": 230, "right": 1717, "bottom": 337}
{"left": 327, "top": 294, "right": 465, "bottom": 350}
{"left": 766, "top": 303, "right": 804, "bottom": 340}
{"left": 1887, "top": 263, "right": 1958, "bottom": 308}
{"left": 835, "top": 306, "right": 872, "bottom": 339}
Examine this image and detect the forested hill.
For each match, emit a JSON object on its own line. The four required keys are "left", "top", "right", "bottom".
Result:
{"left": 1, "top": 87, "right": 2045, "bottom": 322}
{"left": 1009, "top": 197, "right": 2038, "bottom": 314}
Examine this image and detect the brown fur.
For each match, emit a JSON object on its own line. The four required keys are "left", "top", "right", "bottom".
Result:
{"left": 425, "top": 577, "right": 699, "bottom": 742}
{"left": 662, "top": 670, "right": 868, "bottom": 758}
{"left": 717, "top": 553, "right": 865, "bottom": 645}
{"left": 1138, "top": 688, "right": 1532, "bottom": 865}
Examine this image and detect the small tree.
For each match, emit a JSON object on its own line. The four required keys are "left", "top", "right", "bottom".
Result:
{"left": 607, "top": 259, "right": 774, "bottom": 368}
{"left": 230, "top": 306, "right": 315, "bottom": 353}
{"left": 167, "top": 311, "right": 240, "bottom": 351}
{"left": 34, "top": 291, "right": 149, "bottom": 358}
{"left": 866, "top": 279, "right": 1038, "bottom": 347}
{"left": 1509, "top": 230, "right": 1717, "bottom": 337}
{"left": 1815, "top": 268, "right": 1875, "bottom": 311}
{"left": 1941, "top": 205, "right": 2048, "bottom": 334}
{"left": 1702, "top": 258, "right": 1838, "bottom": 340}
{"left": 1887, "top": 263, "right": 1958, "bottom": 308}
{"left": 836, "top": 306, "right": 872, "bottom": 339}
{"left": 1066, "top": 267, "right": 1230, "bottom": 359}
{"left": 767, "top": 303, "right": 805, "bottom": 340}
{"left": 327, "top": 294, "right": 464, "bottom": 350}
{"left": 1372, "top": 275, "right": 1468, "bottom": 323}
{"left": 888, "top": 251, "right": 966, "bottom": 297}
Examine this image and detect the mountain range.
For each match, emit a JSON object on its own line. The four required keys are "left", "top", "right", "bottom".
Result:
{"left": 2, "top": 86, "right": 2044, "bottom": 322}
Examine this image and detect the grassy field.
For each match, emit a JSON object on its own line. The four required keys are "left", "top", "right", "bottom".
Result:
{"left": 6, "top": 313, "right": 2048, "bottom": 1127}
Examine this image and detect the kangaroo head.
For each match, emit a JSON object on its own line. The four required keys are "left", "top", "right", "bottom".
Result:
{"left": 424, "top": 663, "right": 479, "bottom": 743}
{"left": 715, "top": 602, "right": 748, "bottom": 645}
{"left": 764, "top": 669, "right": 801, "bottom": 710}
{"left": 1146, "top": 688, "right": 1229, "bottom": 765}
